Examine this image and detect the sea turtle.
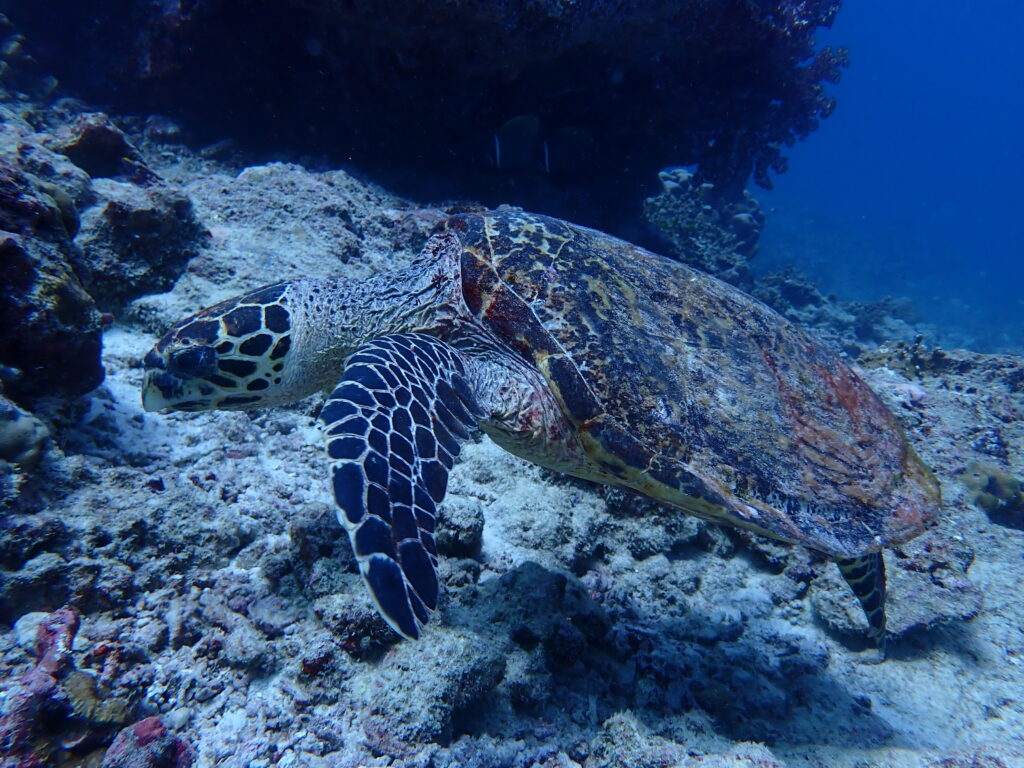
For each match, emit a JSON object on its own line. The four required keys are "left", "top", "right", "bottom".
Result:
{"left": 141, "top": 209, "right": 941, "bottom": 649}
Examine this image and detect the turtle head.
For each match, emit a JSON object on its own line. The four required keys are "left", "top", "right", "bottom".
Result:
{"left": 142, "top": 282, "right": 299, "bottom": 412}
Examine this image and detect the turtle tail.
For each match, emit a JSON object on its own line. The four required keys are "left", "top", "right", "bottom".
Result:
{"left": 836, "top": 552, "right": 887, "bottom": 655}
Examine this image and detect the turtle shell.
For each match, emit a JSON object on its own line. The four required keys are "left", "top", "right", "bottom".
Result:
{"left": 450, "top": 210, "right": 940, "bottom": 559}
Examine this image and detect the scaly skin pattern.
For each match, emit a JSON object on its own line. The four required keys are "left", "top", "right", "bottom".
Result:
{"left": 447, "top": 210, "right": 940, "bottom": 559}
{"left": 142, "top": 233, "right": 466, "bottom": 413}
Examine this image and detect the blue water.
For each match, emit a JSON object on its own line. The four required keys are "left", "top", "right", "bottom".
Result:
{"left": 755, "top": 1, "right": 1024, "bottom": 350}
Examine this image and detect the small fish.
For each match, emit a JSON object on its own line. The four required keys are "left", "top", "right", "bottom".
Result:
{"left": 492, "top": 114, "right": 542, "bottom": 171}
{"left": 542, "top": 125, "right": 593, "bottom": 177}
{"left": 491, "top": 115, "right": 594, "bottom": 177}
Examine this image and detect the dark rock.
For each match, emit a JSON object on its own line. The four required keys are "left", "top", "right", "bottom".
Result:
{"left": 0, "top": 513, "right": 67, "bottom": 569}
{"left": 47, "top": 112, "right": 152, "bottom": 182}
{"left": 221, "top": 619, "right": 274, "bottom": 672}
{"left": 0, "top": 460, "right": 17, "bottom": 508}
{"left": 246, "top": 594, "right": 301, "bottom": 638}
{"left": 260, "top": 551, "right": 293, "bottom": 584}
{"left": 165, "top": 600, "right": 202, "bottom": 650}
{"left": 299, "top": 639, "right": 337, "bottom": 678}
{"left": 84, "top": 558, "right": 136, "bottom": 611}
{"left": 0, "top": 114, "right": 96, "bottom": 211}
{"left": 588, "top": 711, "right": 785, "bottom": 768}
{"left": 0, "top": 551, "right": 69, "bottom": 620}
{"left": 543, "top": 617, "right": 588, "bottom": 670}
{"left": 0, "top": 160, "right": 104, "bottom": 404}
{"left": 602, "top": 486, "right": 705, "bottom": 560}
{"left": 502, "top": 649, "right": 552, "bottom": 712}
{"left": 288, "top": 503, "right": 352, "bottom": 569}
{"left": 361, "top": 627, "right": 505, "bottom": 746}
{"left": 456, "top": 562, "right": 611, "bottom": 655}
{"left": 312, "top": 575, "right": 397, "bottom": 657}
{"left": 0, "top": 231, "right": 103, "bottom": 404}
{"left": 135, "top": 618, "right": 170, "bottom": 654}
{"left": 75, "top": 180, "right": 208, "bottom": 310}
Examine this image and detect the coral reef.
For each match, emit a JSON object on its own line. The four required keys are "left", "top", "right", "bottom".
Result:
{"left": 0, "top": 77, "right": 1021, "bottom": 768}
{"left": 0, "top": 12, "right": 56, "bottom": 99}
{"left": 644, "top": 167, "right": 766, "bottom": 289}
{"left": 1, "top": 0, "right": 845, "bottom": 227}
{"left": 753, "top": 267, "right": 927, "bottom": 353}
{"left": 646, "top": 177, "right": 935, "bottom": 354}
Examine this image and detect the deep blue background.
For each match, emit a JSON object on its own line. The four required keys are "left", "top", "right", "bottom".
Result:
{"left": 755, "top": 0, "right": 1023, "bottom": 349}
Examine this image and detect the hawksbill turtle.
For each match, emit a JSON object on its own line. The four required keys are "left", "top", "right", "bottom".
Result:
{"left": 141, "top": 209, "right": 941, "bottom": 649}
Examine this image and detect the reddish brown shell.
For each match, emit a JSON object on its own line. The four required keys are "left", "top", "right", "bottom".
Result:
{"left": 450, "top": 210, "right": 940, "bottom": 559}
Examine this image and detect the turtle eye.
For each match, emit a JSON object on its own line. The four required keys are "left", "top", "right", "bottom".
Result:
{"left": 143, "top": 348, "right": 165, "bottom": 371}
{"left": 170, "top": 345, "right": 217, "bottom": 378}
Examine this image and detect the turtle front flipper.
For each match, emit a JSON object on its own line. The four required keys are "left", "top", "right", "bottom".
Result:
{"left": 319, "top": 333, "right": 482, "bottom": 639}
{"left": 836, "top": 552, "right": 887, "bottom": 654}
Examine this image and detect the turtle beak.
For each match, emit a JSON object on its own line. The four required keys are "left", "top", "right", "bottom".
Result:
{"left": 141, "top": 347, "right": 182, "bottom": 412}
{"left": 141, "top": 369, "right": 179, "bottom": 412}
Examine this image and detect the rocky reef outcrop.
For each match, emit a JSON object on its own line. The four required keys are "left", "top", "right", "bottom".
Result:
{"left": 1, "top": 0, "right": 846, "bottom": 227}
{"left": 0, "top": 53, "right": 209, "bottom": 409}
{"left": 0, "top": 137, "right": 104, "bottom": 404}
{"left": 75, "top": 178, "right": 207, "bottom": 311}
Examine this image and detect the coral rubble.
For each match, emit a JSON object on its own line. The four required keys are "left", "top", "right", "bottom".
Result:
{"left": 0, "top": 608, "right": 129, "bottom": 767}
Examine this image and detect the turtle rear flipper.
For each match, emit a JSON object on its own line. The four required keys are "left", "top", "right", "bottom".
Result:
{"left": 836, "top": 552, "right": 887, "bottom": 655}
{"left": 320, "top": 333, "right": 482, "bottom": 639}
